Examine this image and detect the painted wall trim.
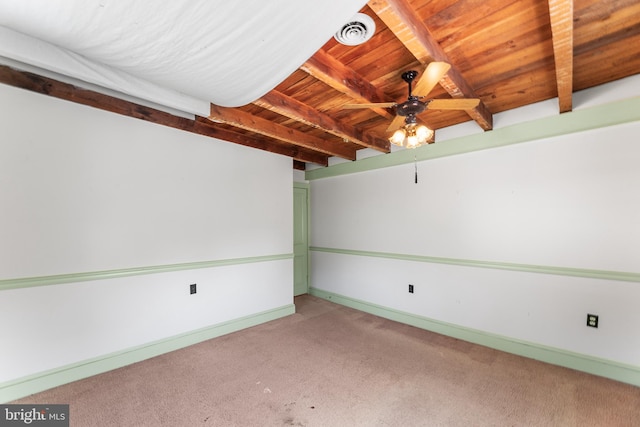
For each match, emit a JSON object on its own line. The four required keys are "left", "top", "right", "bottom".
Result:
{"left": 306, "top": 96, "right": 640, "bottom": 180}
{"left": 309, "top": 288, "right": 640, "bottom": 387}
{"left": 0, "top": 253, "right": 294, "bottom": 291}
{"left": 310, "top": 247, "right": 640, "bottom": 283}
{"left": 0, "top": 303, "right": 296, "bottom": 403}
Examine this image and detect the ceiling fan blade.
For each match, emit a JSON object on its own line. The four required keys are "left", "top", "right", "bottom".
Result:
{"left": 386, "top": 114, "right": 406, "bottom": 132}
{"left": 342, "top": 102, "right": 397, "bottom": 109}
{"left": 412, "top": 62, "right": 451, "bottom": 97}
{"left": 427, "top": 98, "right": 480, "bottom": 110}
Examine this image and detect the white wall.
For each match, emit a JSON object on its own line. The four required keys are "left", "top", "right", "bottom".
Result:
{"left": 310, "top": 109, "right": 640, "bottom": 367}
{"left": 0, "top": 83, "right": 293, "bottom": 383}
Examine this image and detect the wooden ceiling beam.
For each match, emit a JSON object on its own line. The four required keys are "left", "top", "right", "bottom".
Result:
{"left": 191, "top": 120, "right": 328, "bottom": 166}
{"left": 193, "top": 124, "right": 330, "bottom": 166}
{"left": 291, "top": 149, "right": 329, "bottom": 166}
{"left": 208, "top": 104, "right": 357, "bottom": 160}
{"left": 255, "top": 90, "right": 390, "bottom": 153}
{"left": 301, "top": 48, "right": 395, "bottom": 120}
{"left": 194, "top": 117, "right": 329, "bottom": 166}
{"left": 0, "top": 65, "right": 327, "bottom": 166}
{"left": 368, "top": 0, "right": 493, "bottom": 131}
{"left": 193, "top": 126, "right": 329, "bottom": 166}
{"left": 548, "top": 0, "right": 574, "bottom": 113}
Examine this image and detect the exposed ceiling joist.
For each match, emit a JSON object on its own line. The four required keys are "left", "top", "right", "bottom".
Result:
{"left": 254, "top": 90, "right": 390, "bottom": 153}
{"left": 368, "top": 0, "right": 493, "bottom": 131}
{"left": 194, "top": 117, "right": 330, "bottom": 166}
{"left": 548, "top": 0, "right": 574, "bottom": 113}
{"left": 301, "top": 49, "right": 396, "bottom": 120}
{"left": 208, "top": 104, "right": 357, "bottom": 160}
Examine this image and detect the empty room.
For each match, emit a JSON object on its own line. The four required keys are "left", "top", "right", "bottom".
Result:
{"left": 1, "top": 0, "right": 639, "bottom": 425}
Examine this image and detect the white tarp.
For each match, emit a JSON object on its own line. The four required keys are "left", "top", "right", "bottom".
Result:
{"left": 0, "top": 0, "right": 367, "bottom": 114}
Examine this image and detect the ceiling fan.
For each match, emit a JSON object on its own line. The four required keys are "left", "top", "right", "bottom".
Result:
{"left": 342, "top": 62, "right": 480, "bottom": 143}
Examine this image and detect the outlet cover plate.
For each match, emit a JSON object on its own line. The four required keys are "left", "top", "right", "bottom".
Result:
{"left": 586, "top": 314, "right": 598, "bottom": 328}
{"left": 190, "top": 283, "right": 197, "bottom": 295}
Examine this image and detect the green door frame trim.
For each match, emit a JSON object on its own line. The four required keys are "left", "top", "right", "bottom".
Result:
{"left": 309, "top": 288, "right": 640, "bottom": 387}
{"left": 306, "top": 96, "right": 640, "bottom": 180}
{"left": 0, "top": 253, "right": 294, "bottom": 291}
{"left": 293, "top": 182, "right": 311, "bottom": 295}
{"left": 310, "top": 247, "right": 640, "bottom": 283}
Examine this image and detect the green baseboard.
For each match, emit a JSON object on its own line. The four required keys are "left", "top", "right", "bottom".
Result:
{"left": 0, "top": 304, "right": 295, "bottom": 403}
{"left": 310, "top": 287, "right": 640, "bottom": 388}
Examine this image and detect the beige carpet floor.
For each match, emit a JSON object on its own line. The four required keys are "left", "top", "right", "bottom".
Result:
{"left": 13, "top": 295, "right": 640, "bottom": 426}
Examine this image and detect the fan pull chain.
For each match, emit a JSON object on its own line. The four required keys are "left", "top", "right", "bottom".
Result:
{"left": 414, "top": 155, "right": 418, "bottom": 184}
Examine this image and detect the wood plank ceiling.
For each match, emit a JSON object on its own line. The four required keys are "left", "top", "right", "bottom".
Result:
{"left": 2, "top": 0, "right": 639, "bottom": 170}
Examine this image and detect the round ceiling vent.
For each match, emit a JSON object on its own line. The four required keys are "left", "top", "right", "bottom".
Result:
{"left": 334, "top": 13, "right": 376, "bottom": 46}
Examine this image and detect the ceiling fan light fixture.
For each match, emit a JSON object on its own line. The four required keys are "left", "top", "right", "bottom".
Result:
{"left": 407, "top": 134, "right": 420, "bottom": 148}
{"left": 416, "top": 124, "right": 433, "bottom": 141}
{"left": 334, "top": 13, "right": 376, "bottom": 46}
{"left": 389, "top": 123, "right": 433, "bottom": 149}
{"left": 390, "top": 128, "right": 406, "bottom": 145}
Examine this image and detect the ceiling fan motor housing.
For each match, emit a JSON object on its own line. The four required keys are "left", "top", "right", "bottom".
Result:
{"left": 396, "top": 98, "right": 427, "bottom": 117}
